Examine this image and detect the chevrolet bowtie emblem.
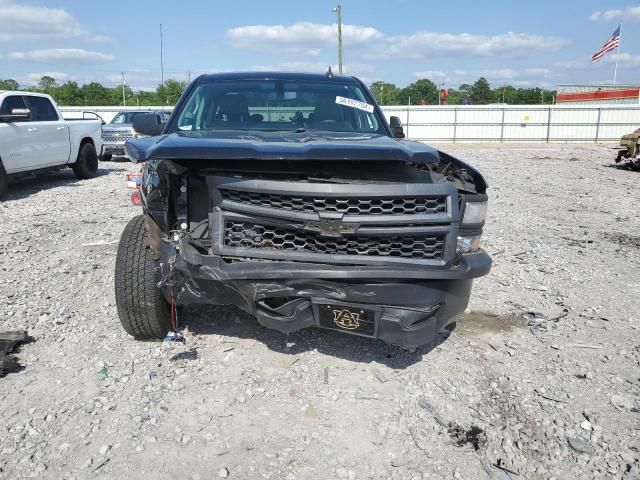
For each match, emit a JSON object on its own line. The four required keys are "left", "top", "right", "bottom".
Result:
{"left": 333, "top": 309, "right": 361, "bottom": 330}
{"left": 303, "top": 219, "right": 358, "bottom": 238}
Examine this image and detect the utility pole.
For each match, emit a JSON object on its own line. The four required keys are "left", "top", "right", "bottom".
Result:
{"left": 121, "top": 72, "right": 126, "bottom": 106}
{"left": 160, "top": 24, "right": 165, "bottom": 91}
{"left": 332, "top": 5, "right": 343, "bottom": 75}
{"left": 187, "top": 70, "right": 191, "bottom": 83}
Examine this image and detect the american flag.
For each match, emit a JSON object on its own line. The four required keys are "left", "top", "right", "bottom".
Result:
{"left": 592, "top": 25, "right": 621, "bottom": 63}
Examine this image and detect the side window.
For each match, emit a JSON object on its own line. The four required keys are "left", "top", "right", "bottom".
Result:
{"left": 0, "top": 95, "right": 28, "bottom": 120}
{"left": 26, "top": 96, "right": 59, "bottom": 122}
{"left": 178, "top": 92, "right": 203, "bottom": 131}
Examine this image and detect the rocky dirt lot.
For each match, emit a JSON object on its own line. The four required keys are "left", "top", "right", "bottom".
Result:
{"left": 0, "top": 144, "right": 638, "bottom": 480}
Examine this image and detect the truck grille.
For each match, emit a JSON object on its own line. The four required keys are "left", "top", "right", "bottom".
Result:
{"left": 224, "top": 221, "right": 445, "bottom": 260}
{"left": 102, "top": 132, "right": 133, "bottom": 143}
{"left": 221, "top": 190, "right": 447, "bottom": 216}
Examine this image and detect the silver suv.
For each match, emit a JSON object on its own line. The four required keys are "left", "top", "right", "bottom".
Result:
{"left": 100, "top": 110, "right": 170, "bottom": 161}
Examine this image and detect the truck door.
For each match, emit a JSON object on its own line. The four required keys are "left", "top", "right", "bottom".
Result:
{"left": 24, "top": 96, "right": 71, "bottom": 167}
{"left": 0, "top": 95, "right": 37, "bottom": 173}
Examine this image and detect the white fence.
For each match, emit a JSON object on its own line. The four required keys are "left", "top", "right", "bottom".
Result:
{"left": 382, "top": 105, "right": 640, "bottom": 142}
{"left": 61, "top": 104, "right": 640, "bottom": 143}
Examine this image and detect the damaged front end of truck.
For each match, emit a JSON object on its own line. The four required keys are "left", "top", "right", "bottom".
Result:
{"left": 114, "top": 73, "right": 491, "bottom": 349}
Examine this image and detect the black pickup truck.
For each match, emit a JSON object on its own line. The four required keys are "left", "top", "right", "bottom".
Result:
{"left": 114, "top": 72, "right": 491, "bottom": 349}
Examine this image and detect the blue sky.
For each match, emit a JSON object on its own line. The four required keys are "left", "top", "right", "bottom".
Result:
{"left": 0, "top": 0, "right": 639, "bottom": 91}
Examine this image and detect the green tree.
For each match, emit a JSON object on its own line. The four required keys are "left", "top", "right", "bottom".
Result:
{"left": 156, "top": 79, "right": 187, "bottom": 105}
{"left": 514, "top": 87, "right": 556, "bottom": 105}
{"left": 492, "top": 85, "right": 517, "bottom": 104}
{"left": 445, "top": 88, "right": 462, "bottom": 105}
{"left": 370, "top": 81, "right": 400, "bottom": 105}
{"left": 0, "top": 79, "right": 19, "bottom": 90}
{"left": 38, "top": 75, "right": 58, "bottom": 95}
{"left": 55, "top": 81, "right": 83, "bottom": 106}
{"left": 107, "top": 84, "right": 135, "bottom": 106}
{"left": 398, "top": 79, "right": 438, "bottom": 105}
{"left": 134, "top": 90, "right": 163, "bottom": 106}
{"left": 81, "top": 82, "right": 112, "bottom": 105}
{"left": 457, "top": 84, "right": 473, "bottom": 104}
{"left": 470, "top": 77, "right": 492, "bottom": 105}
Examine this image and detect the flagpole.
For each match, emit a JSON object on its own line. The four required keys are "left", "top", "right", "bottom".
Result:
{"left": 613, "top": 22, "right": 622, "bottom": 85}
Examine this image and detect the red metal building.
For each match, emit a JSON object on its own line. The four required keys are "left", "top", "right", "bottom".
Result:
{"left": 556, "top": 84, "right": 640, "bottom": 104}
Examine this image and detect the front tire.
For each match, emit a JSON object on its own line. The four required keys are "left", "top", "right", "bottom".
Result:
{"left": 72, "top": 142, "right": 99, "bottom": 179}
{"left": 0, "top": 162, "right": 8, "bottom": 199}
{"left": 115, "top": 215, "right": 172, "bottom": 339}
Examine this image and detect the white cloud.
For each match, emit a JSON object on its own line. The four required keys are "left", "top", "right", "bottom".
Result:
{"left": 411, "top": 67, "right": 554, "bottom": 88}
{"left": 555, "top": 58, "right": 591, "bottom": 70}
{"left": 555, "top": 52, "right": 636, "bottom": 71}
{"left": 249, "top": 61, "right": 373, "bottom": 75}
{"left": 226, "top": 22, "right": 382, "bottom": 55}
{"left": 383, "top": 31, "right": 568, "bottom": 59}
{"left": 413, "top": 70, "right": 447, "bottom": 80}
{"left": 0, "top": 0, "right": 107, "bottom": 42}
{"left": 23, "top": 72, "right": 69, "bottom": 82}
{"left": 478, "top": 68, "right": 552, "bottom": 80}
{"left": 106, "top": 70, "right": 182, "bottom": 91}
{"left": 476, "top": 68, "right": 553, "bottom": 86}
{"left": 249, "top": 62, "right": 336, "bottom": 73}
{"left": 590, "top": 6, "right": 640, "bottom": 21}
{"left": 9, "top": 49, "right": 115, "bottom": 63}
{"left": 604, "top": 52, "right": 640, "bottom": 68}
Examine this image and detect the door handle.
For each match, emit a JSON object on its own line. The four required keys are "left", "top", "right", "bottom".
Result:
{"left": 56, "top": 126, "right": 66, "bottom": 130}
{"left": 27, "top": 127, "right": 38, "bottom": 132}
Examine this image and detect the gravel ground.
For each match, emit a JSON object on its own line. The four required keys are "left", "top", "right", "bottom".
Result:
{"left": 0, "top": 144, "right": 638, "bottom": 480}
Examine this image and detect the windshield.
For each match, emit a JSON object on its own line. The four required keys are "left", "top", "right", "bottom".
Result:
{"left": 174, "top": 80, "right": 384, "bottom": 134}
{"left": 111, "top": 111, "right": 148, "bottom": 124}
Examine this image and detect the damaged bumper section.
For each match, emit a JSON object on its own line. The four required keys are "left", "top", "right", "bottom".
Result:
{"left": 169, "top": 240, "right": 489, "bottom": 348}
{"left": 147, "top": 170, "right": 491, "bottom": 349}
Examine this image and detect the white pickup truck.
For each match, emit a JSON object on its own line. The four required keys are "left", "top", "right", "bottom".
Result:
{"left": 0, "top": 91, "right": 103, "bottom": 198}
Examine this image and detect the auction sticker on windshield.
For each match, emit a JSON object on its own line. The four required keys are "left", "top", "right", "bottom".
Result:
{"left": 335, "top": 96, "right": 374, "bottom": 113}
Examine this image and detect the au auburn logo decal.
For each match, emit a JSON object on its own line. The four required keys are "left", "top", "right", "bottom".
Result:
{"left": 333, "top": 309, "right": 361, "bottom": 330}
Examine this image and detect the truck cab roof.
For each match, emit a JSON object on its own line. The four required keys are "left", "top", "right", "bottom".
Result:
{"left": 0, "top": 91, "right": 56, "bottom": 100}
{"left": 195, "top": 71, "right": 359, "bottom": 84}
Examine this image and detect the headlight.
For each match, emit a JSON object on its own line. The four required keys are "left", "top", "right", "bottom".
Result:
{"left": 457, "top": 235, "right": 482, "bottom": 254}
{"left": 462, "top": 201, "right": 488, "bottom": 225}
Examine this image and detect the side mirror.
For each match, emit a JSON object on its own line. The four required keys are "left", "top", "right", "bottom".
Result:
{"left": 0, "top": 108, "right": 31, "bottom": 122}
{"left": 132, "top": 113, "right": 164, "bottom": 137}
{"left": 389, "top": 116, "right": 405, "bottom": 139}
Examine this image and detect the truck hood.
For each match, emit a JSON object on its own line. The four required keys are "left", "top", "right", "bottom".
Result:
{"left": 125, "top": 130, "right": 440, "bottom": 164}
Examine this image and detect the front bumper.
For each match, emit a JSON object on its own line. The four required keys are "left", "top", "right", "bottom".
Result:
{"left": 146, "top": 171, "right": 492, "bottom": 348}
{"left": 166, "top": 240, "right": 491, "bottom": 348}
{"left": 103, "top": 143, "right": 127, "bottom": 156}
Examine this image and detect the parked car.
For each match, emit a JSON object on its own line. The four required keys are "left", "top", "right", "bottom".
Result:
{"left": 114, "top": 72, "right": 491, "bottom": 349}
{"left": 100, "top": 110, "right": 169, "bottom": 161}
{"left": 0, "top": 91, "right": 103, "bottom": 198}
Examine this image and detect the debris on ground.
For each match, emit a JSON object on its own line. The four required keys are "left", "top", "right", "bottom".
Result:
{"left": 0, "top": 330, "right": 30, "bottom": 377}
